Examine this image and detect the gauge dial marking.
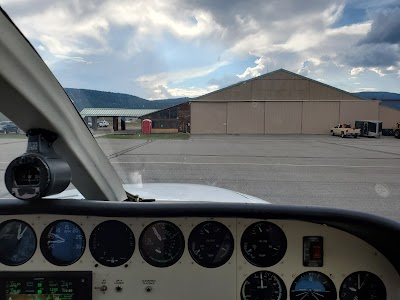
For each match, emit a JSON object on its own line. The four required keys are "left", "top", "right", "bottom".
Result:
{"left": 89, "top": 220, "right": 135, "bottom": 267}
{"left": 339, "top": 271, "right": 386, "bottom": 300}
{"left": 290, "top": 271, "right": 337, "bottom": 300}
{"left": 241, "top": 221, "right": 287, "bottom": 267}
{"left": 241, "top": 271, "right": 286, "bottom": 300}
{"left": 139, "top": 221, "right": 184, "bottom": 268}
{"left": 0, "top": 220, "right": 37, "bottom": 266}
{"left": 40, "top": 220, "right": 85, "bottom": 266}
{"left": 188, "top": 221, "right": 234, "bottom": 268}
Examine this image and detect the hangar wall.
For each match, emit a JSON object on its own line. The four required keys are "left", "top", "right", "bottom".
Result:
{"left": 340, "top": 101, "right": 379, "bottom": 124}
{"left": 191, "top": 101, "right": 394, "bottom": 134}
{"left": 379, "top": 105, "right": 400, "bottom": 128}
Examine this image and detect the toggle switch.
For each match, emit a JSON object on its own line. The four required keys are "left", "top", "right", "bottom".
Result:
{"left": 303, "top": 236, "right": 323, "bottom": 267}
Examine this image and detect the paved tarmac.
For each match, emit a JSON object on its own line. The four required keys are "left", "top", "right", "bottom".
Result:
{"left": 1, "top": 135, "right": 400, "bottom": 221}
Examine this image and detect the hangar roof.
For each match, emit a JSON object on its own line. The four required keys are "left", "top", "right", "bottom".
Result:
{"left": 194, "top": 68, "right": 364, "bottom": 102}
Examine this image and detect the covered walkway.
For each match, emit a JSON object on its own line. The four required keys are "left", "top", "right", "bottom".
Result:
{"left": 80, "top": 108, "right": 158, "bottom": 131}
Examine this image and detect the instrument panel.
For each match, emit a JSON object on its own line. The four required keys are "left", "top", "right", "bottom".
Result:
{"left": 0, "top": 215, "right": 398, "bottom": 300}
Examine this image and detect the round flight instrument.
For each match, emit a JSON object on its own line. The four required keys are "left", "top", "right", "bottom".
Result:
{"left": 290, "top": 271, "right": 337, "bottom": 300}
{"left": 89, "top": 220, "right": 135, "bottom": 267}
{"left": 241, "top": 271, "right": 287, "bottom": 300}
{"left": 188, "top": 221, "right": 234, "bottom": 268}
{"left": 40, "top": 220, "right": 85, "bottom": 266}
{"left": 339, "top": 271, "right": 386, "bottom": 300}
{"left": 240, "top": 221, "right": 287, "bottom": 267}
{"left": 0, "top": 219, "right": 36, "bottom": 266}
{"left": 139, "top": 221, "right": 184, "bottom": 268}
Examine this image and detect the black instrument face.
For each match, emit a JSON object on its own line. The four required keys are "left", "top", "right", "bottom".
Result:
{"left": 0, "top": 220, "right": 36, "bottom": 266}
{"left": 40, "top": 220, "right": 85, "bottom": 266}
{"left": 13, "top": 165, "right": 41, "bottom": 186}
{"left": 89, "top": 220, "right": 135, "bottom": 267}
{"left": 339, "top": 271, "right": 386, "bottom": 300}
{"left": 139, "top": 221, "right": 185, "bottom": 268}
{"left": 290, "top": 271, "right": 337, "bottom": 300}
{"left": 188, "top": 221, "right": 234, "bottom": 268}
{"left": 241, "top": 271, "right": 287, "bottom": 300}
{"left": 240, "top": 221, "right": 287, "bottom": 267}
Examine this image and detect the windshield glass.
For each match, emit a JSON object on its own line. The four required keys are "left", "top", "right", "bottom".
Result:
{"left": 1, "top": 1, "right": 400, "bottom": 221}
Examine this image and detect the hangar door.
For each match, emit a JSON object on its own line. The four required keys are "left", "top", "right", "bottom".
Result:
{"left": 227, "top": 102, "right": 265, "bottom": 134}
{"left": 265, "top": 102, "right": 302, "bottom": 134}
{"left": 191, "top": 102, "right": 227, "bottom": 134}
{"left": 302, "top": 102, "right": 339, "bottom": 134}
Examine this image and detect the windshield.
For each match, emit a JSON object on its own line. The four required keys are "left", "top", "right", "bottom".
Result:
{"left": 1, "top": 1, "right": 400, "bottom": 221}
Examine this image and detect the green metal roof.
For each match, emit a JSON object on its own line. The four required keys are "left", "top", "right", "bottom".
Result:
{"left": 80, "top": 108, "right": 158, "bottom": 117}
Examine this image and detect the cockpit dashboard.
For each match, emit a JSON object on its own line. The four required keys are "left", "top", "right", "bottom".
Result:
{"left": 0, "top": 199, "right": 399, "bottom": 300}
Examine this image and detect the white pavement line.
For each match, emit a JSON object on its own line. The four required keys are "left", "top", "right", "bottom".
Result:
{"left": 108, "top": 161, "right": 400, "bottom": 168}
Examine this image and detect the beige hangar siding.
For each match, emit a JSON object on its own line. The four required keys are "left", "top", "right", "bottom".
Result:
{"left": 190, "top": 102, "right": 227, "bottom": 134}
{"left": 379, "top": 105, "right": 400, "bottom": 129}
{"left": 339, "top": 101, "right": 379, "bottom": 124}
{"left": 265, "top": 102, "right": 302, "bottom": 134}
{"left": 252, "top": 79, "right": 310, "bottom": 100}
{"left": 309, "top": 82, "right": 360, "bottom": 101}
{"left": 191, "top": 69, "right": 381, "bottom": 135}
{"left": 302, "top": 102, "right": 340, "bottom": 134}
{"left": 199, "top": 82, "right": 252, "bottom": 101}
{"left": 227, "top": 102, "right": 265, "bottom": 134}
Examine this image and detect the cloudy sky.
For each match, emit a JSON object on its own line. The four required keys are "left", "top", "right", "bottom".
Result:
{"left": 1, "top": 0, "right": 399, "bottom": 99}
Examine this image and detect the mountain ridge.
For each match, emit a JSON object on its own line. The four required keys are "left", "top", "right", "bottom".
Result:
{"left": 65, "top": 88, "right": 189, "bottom": 111}
{"left": 64, "top": 88, "right": 400, "bottom": 112}
{"left": 354, "top": 91, "right": 400, "bottom": 100}
{"left": 354, "top": 92, "right": 400, "bottom": 110}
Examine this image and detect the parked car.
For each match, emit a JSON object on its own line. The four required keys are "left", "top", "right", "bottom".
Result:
{"left": 0, "top": 121, "right": 20, "bottom": 134}
{"left": 98, "top": 120, "right": 109, "bottom": 127}
{"left": 331, "top": 124, "right": 360, "bottom": 138}
{"left": 87, "top": 119, "right": 109, "bottom": 128}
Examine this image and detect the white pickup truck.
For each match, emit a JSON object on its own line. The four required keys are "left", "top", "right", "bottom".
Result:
{"left": 331, "top": 124, "right": 360, "bottom": 138}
